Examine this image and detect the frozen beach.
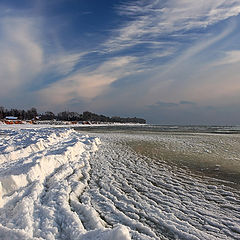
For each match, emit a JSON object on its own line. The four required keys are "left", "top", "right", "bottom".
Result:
{"left": 0, "top": 125, "right": 130, "bottom": 240}
{"left": 0, "top": 124, "right": 240, "bottom": 239}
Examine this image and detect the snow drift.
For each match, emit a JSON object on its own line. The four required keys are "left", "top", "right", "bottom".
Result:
{"left": 0, "top": 127, "right": 131, "bottom": 240}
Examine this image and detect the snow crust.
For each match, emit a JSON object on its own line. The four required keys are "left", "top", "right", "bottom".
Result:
{"left": 0, "top": 126, "right": 131, "bottom": 240}
{"left": 83, "top": 132, "right": 240, "bottom": 240}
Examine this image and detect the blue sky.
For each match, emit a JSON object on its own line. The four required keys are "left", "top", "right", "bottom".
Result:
{"left": 1, "top": 0, "right": 240, "bottom": 124}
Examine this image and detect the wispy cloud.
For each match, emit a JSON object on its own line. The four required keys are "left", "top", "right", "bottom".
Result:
{"left": 0, "top": 17, "right": 43, "bottom": 97}
{"left": 104, "top": 0, "right": 240, "bottom": 53}
{"left": 44, "top": 52, "right": 87, "bottom": 76}
{"left": 0, "top": 15, "right": 88, "bottom": 100}
{"left": 1, "top": 0, "right": 240, "bottom": 124}
{"left": 135, "top": 19, "right": 238, "bottom": 108}
{"left": 0, "top": 4, "right": 90, "bottom": 105}
{"left": 213, "top": 50, "right": 240, "bottom": 66}
{"left": 37, "top": 56, "right": 139, "bottom": 106}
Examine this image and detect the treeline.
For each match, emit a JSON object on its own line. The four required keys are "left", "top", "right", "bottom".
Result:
{"left": 0, "top": 107, "right": 146, "bottom": 124}
{"left": 0, "top": 107, "right": 37, "bottom": 120}
{"left": 42, "top": 111, "right": 146, "bottom": 124}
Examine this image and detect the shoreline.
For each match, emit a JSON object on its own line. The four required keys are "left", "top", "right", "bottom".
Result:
{"left": 81, "top": 130, "right": 240, "bottom": 239}
{"left": 0, "top": 125, "right": 240, "bottom": 239}
{"left": 77, "top": 127, "right": 240, "bottom": 189}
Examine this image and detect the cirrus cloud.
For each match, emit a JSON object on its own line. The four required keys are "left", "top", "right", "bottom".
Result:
{"left": 37, "top": 56, "right": 138, "bottom": 107}
{"left": 104, "top": 0, "right": 240, "bottom": 52}
{"left": 0, "top": 17, "right": 43, "bottom": 97}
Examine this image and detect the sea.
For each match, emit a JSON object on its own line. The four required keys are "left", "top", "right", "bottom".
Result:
{"left": 75, "top": 124, "right": 240, "bottom": 239}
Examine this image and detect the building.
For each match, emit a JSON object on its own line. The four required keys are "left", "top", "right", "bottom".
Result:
{"left": 4, "top": 116, "right": 22, "bottom": 124}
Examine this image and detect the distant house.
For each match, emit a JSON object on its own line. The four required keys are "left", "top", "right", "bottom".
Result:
{"left": 4, "top": 116, "right": 22, "bottom": 124}
{"left": 5, "top": 116, "right": 18, "bottom": 120}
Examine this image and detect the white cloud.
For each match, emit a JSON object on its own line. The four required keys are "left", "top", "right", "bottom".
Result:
{"left": 38, "top": 74, "right": 116, "bottom": 104}
{"left": 0, "top": 13, "right": 88, "bottom": 104}
{"left": 213, "top": 50, "right": 240, "bottom": 66}
{"left": 96, "top": 56, "right": 138, "bottom": 76}
{"left": 37, "top": 56, "right": 138, "bottom": 105}
{"left": 0, "top": 17, "right": 43, "bottom": 96}
{"left": 123, "top": 23, "right": 237, "bottom": 109}
{"left": 104, "top": 0, "right": 240, "bottom": 52}
{"left": 45, "top": 52, "right": 87, "bottom": 76}
{"left": 157, "top": 24, "right": 235, "bottom": 78}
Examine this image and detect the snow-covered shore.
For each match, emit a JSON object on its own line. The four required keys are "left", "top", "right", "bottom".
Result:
{"left": 1, "top": 124, "right": 240, "bottom": 239}
{"left": 0, "top": 126, "right": 130, "bottom": 239}
{"left": 80, "top": 132, "right": 240, "bottom": 240}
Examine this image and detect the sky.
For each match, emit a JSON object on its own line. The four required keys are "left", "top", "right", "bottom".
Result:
{"left": 1, "top": 0, "right": 240, "bottom": 124}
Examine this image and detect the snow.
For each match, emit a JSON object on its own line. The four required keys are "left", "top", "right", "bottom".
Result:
{"left": 81, "top": 131, "right": 240, "bottom": 240}
{"left": 0, "top": 125, "right": 131, "bottom": 240}
{"left": 1, "top": 124, "right": 240, "bottom": 239}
